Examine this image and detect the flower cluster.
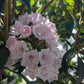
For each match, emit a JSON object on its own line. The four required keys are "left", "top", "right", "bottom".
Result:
{"left": 5, "top": 12, "right": 65, "bottom": 83}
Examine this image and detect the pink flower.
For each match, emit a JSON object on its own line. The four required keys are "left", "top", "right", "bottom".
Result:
{"left": 48, "top": 68, "right": 59, "bottom": 83}
{"left": 6, "top": 36, "right": 17, "bottom": 48}
{"left": 31, "top": 12, "right": 49, "bottom": 25}
{"left": 18, "top": 12, "right": 32, "bottom": 25}
{"left": 25, "top": 66, "right": 38, "bottom": 79}
{"left": 46, "top": 34, "right": 59, "bottom": 48}
{"left": 20, "top": 25, "right": 32, "bottom": 38}
{"left": 39, "top": 48, "right": 55, "bottom": 65}
{"left": 33, "top": 24, "right": 56, "bottom": 40}
{"left": 10, "top": 20, "right": 22, "bottom": 35}
{"left": 21, "top": 50, "right": 39, "bottom": 68}
{"left": 10, "top": 41, "right": 26, "bottom": 60}
{"left": 5, "top": 56, "right": 19, "bottom": 69}
{"left": 37, "top": 65, "right": 56, "bottom": 82}
{"left": 52, "top": 56, "right": 62, "bottom": 69}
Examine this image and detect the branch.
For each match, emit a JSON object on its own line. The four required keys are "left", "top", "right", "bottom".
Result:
{"left": 0, "top": 69, "right": 3, "bottom": 84}
{"left": 11, "top": 0, "right": 16, "bottom": 21}
{"left": 17, "top": 4, "right": 25, "bottom": 19}
{"left": 75, "top": 25, "right": 81, "bottom": 44}
{"left": 8, "top": 0, "right": 11, "bottom": 26}
{"left": 75, "top": 7, "right": 82, "bottom": 44}
{"left": 4, "top": 0, "right": 8, "bottom": 44}
{"left": 41, "top": 0, "right": 54, "bottom": 14}
{"left": 32, "top": 0, "right": 38, "bottom": 12}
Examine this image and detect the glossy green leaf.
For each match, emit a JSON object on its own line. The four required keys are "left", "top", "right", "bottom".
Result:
{"left": 77, "top": 57, "right": 84, "bottom": 77}
{"left": 17, "top": 0, "right": 31, "bottom": 13}
{"left": 60, "top": 48, "right": 74, "bottom": 73}
{"left": 76, "top": 57, "right": 84, "bottom": 84}
{"left": 0, "top": 47, "right": 10, "bottom": 69}
{"left": 0, "top": 0, "right": 6, "bottom": 11}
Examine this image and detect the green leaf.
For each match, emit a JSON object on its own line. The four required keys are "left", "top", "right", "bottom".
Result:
{"left": 0, "top": 0, "right": 6, "bottom": 11}
{"left": 76, "top": 76, "right": 83, "bottom": 84}
{"left": 65, "top": 22, "right": 74, "bottom": 33}
{"left": 58, "top": 38, "right": 65, "bottom": 41}
{"left": 17, "top": 0, "right": 31, "bottom": 13}
{"left": 0, "top": 47, "right": 10, "bottom": 69}
{"left": 74, "top": 0, "right": 82, "bottom": 13}
{"left": 77, "top": 57, "right": 84, "bottom": 77}
{"left": 75, "top": 57, "right": 84, "bottom": 84}
{"left": 60, "top": 48, "right": 74, "bottom": 73}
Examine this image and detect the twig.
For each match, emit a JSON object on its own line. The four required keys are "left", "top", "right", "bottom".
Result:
{"left": 32, "top": 0, "right": 38, "bottom": 12}
{"left": 17, "top": 4, "right": 25, "bottom": 19}
{"left": 41, "top": 0, "right": 54, "bottom": 14}
{"left": 12, "top": 0, "right": 16, "bottom": 21}
{"left": 0, "top": 69, "right": 3, "bottom": 84}
{"left": 8, "top": 0, "right": 11, "bottom": 26}
{"left": 75, "top": 7, "right": 82, "bottom": 44}
{"left": 4, "top": 0, "right": 8, "bottom": 44}
{"left": 75, "top": 25, "right": 81, "bottom": 44}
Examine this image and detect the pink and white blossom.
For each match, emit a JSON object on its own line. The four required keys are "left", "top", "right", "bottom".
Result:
{"left": 9, "top": 41, "right": 26, "bottom": 60}
{"left": 39, "top": 48, "right": 55, "bottom": 65}
{"left": 20, "top": 25, "right": 32, "bottom": 38}
{"left": 10, "top": 20, "right": 22, "bottom": 35}
{"left": 25, "top": 66, "right": 38, "bottom": 79}
{"left": 37, "top": 65, "right": 58, "bottom": 82}
{"left": 6, "top": 36, "right": 17, "bottom": 48}
{"left": 21, "top": 50, "right": 39, "bottom": 68}
{"left": 6, "top": 12, "right": 66, "bottom": 83}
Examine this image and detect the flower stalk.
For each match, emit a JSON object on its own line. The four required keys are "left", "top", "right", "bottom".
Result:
{"left": 4, "top": 0, "right": 8, "bottom": 44}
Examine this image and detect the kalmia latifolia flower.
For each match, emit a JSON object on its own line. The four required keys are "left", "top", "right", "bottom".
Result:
{"left": 21, "top": 50, "right": 39, "bottom": 68}
{"left": 20, "top": 25, "right": 32, "bottom": 38}
{"left": 6, "top": 12, "right": 65, "bottom": 83}
{"left": 9, "top": 41, "right": 26, "bottom": 60}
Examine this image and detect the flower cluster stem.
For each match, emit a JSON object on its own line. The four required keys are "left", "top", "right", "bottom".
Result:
{"left": 4, "top": 0, "right": 8, "bottom": 44}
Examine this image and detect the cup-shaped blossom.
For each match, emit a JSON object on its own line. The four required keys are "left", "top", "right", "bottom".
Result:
{"left": 46, "top": 34, "right": 59, "bottom": 48}
{"left": 31, "top": 12, "right": 49, "bottom": 25}
{"left": 48, "top": 68, "right": 59, "bottom": 83}
{"left": 39, "top": 48, "right": 55, "bottom": 66}
{"left": 37, "top": 65, "right": 57, "bottom": 82}
{"left": 10, "top": 20, "right": 22, "bottom": 36}
{"left": 21, "top": 50, "right": 39, "bottom": 68}
{"left": 52, "top": 56, "right": 62, "bottom": 69}
{"left": 5, "top": 56, "right": 19, "bottom": 69}
{"left": 18, "top": 12, "right": 32, "bottom": 25}
{"left": 20, "top": 25, "right": 32, "bottom": 38}
{"left": 33, "top": 23, "right": 56, "bottom": 40}
{"left": 9, "top": 41, "right": 26, "bottom": 60}
{"left": 25, "top": 66, "right": 38, "bottom": 79}
{"left": 6, "top": 36, "right": 17, "bottom": 48}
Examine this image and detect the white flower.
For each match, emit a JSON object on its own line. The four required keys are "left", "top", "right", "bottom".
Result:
{"left": 21, "top": 50, "right": 39, "bottom": 68}
{"left": 39, "top": 48, "right": 55, "bottom": 65}
{"left": 6, "top": 36, "right": 17, "bottom": 48}
{"left": 25, "top": 66, "right": 38, "bottom": 79}
{"left": 37, "top": 65, "right": 58, "bottom": 82}
{"left": 10, "top": 41, "right": 26, "bottom": 60}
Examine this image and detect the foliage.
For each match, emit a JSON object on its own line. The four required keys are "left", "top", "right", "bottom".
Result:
{"left": 0, "top": 0, "right": 84, "bottom": 84}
